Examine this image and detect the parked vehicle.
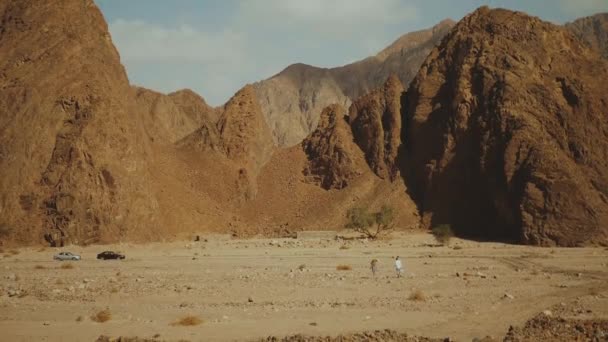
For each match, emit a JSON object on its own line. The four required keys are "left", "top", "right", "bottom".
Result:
{"left": 96, "top": 251, "right": 125, "bottom": 260}
{"left": 53, "top": 252, "right": 81, "bottom": 261}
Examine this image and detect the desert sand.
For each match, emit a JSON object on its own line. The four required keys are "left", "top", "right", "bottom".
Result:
{"left": 1, "top": 233, "right": 607, "bottom": 341}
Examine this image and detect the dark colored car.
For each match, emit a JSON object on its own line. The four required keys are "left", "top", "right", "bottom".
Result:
{"left": 96, "top": 251, "right": 125, "bottom": 260}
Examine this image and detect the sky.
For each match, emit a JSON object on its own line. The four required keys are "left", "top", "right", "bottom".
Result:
{"left": 96, "top": 0, "right": 608, "bottom": 106}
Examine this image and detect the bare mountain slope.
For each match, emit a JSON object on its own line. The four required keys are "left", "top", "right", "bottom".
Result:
{"left": 254, "top": 19, "right": 455, "bottom": 147}
{"left": 402, "top": 7, "right": 608, "bottom": 246}
{"left": 566, "top": 13, "right": 608, "bottom": 58}
{"left": 0, "top": 0, "right": 161, "bottom": 245}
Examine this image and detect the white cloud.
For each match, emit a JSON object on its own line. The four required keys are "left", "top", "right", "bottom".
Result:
{"left": 106, "top": 1, "right": 420, "bottom": 104}
{"left": 109, "top": 19, "right": 246, "bottom": 66}
{"left": 237, "top": 0, "right": 418, "bottom": 38}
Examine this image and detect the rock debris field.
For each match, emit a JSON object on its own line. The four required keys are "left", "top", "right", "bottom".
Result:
{"left": 1, "top": 233, "right": 607, "bottom": 341}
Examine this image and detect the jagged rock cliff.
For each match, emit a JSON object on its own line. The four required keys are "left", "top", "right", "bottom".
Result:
{"left": 566, "top": 13, "right": 608, "bottom": 58}
{"left": 0, "top": 0, "right": 160, "bottom": 245}
{"left": 302, "top": 104, "right": 366, "bottom": 190}
{"left": 402, "top": 7, "right": 608, "bottom": 246}
{"left": 254, "top": 20, "right": 455, "bottom": 147}
{"left": 349, "top": 75, "right": 404, "bottom": 180}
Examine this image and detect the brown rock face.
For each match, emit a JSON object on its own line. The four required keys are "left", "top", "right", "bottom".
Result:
{"left": 0, "top": 0, "right": 160, "bottom": 245}
{"left": 216, "top": 85, "right": 275, "bottom": 174}
{"left": 134, "top": 87, "right": 201, "bottom": 144}
{"left": 168, "top": 88, "right": 218, "bottom": 125}
{"left": 302, "top": 104, "right": 366, "bottom": 190}
{"left": 403, "top": 7, "right": 608, "bottom": 246}
{"left": 349, "top": 75, "right": 404, "bottom": 180}
{"left": 566, "top": 13, "right": 608, "bottom": 58}
{"left": 254, "top": 20, "right": 455, "bottom": 147}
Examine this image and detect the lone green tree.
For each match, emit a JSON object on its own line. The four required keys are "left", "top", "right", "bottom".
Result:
{"left": 346, "top": 205, "right": 395, "bottom": 239}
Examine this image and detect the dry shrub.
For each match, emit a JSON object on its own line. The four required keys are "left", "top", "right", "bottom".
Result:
{"left": 34, "top": 265, "right": 46, "bottom": 270}
{"left": 336, "top": 264, "right": 352, "bottom": 271}
{"left": 408, "top": 289, "right": 426, "bottom": 301}
{"left": 452, "top": 245, "right": 463, "bottom": 250}
{"left": 60, "top": 263, "right": 74, "bottom": 270}
{"left": 17, "top": 291, "right": 28, "bottom": 298}
{"left": 431, "top": 224, "right": 453, "bottom": 245}
{"left": 9, "top": 249, "right": 19, "bottom": 255}
{"left": 110, "top": 288, "right": 119, "bottom": 293}
{"left": 75, "top": 316, "right": 84, "bottom": 322}
{"left": 91, "top": 309, "right": 111, "bottom": 323}
{"left": 55, "top": 278, "right": 64, "bottom": 285}
{"left": 297, "top": 264, "right": 306, "bottom": 271}
{"left": 171, "top": 315, "right": 203, "bottom": 326}
{"left": 589, "top": 288, "right": 601, "bottom": 296}
{"left": 339, "top": 245, "right": 350, "bottom": 250}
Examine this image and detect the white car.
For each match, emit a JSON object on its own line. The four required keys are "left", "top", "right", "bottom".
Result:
{"left": 53, "top": 252, "right": 81, "bottom": 261}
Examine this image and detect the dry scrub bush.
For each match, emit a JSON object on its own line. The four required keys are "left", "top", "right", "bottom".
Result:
{"left": 339, "top": 245, "right": 350, "bottom": 250}
{"left": 34, "top": 265, "right": 46, "bottom": 269}
{"left": 91, "top": 309, "right": 111, "bottom": 323}
{"left": 75, "top": 316, "right": 84, "bottom": 322}
{"left": 431, "top": 224, "right": 453, "bottom": 245}
{"left": 346, "top": 205, "right": 395, "bottom": 239}
{"left": 336, "top": 264, "right": 352, "bottom": 271}
{"left": 297, "top": 264, "right": 306, "bottom": 271}
{"left": 171, "top": 315, "right": 203, "bottom": 326}
{"left": 408, "top": 289, "right": 426, "bottom": 301}
{"left": 60, "top": 263, "right": 74, "bottom": 270}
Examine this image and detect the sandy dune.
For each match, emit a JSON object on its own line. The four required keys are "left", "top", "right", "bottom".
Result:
{"left": 1, "top": 233, "right": 607, "bottom": 341}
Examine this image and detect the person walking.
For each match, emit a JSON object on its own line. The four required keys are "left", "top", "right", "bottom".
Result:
{"left": 394, "top": 256, "right": 403, "bottom": 278}
{"left": 370, "top": 259, "right": 379, "bottom": 278}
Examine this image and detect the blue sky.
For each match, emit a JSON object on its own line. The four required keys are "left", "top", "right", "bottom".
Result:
{"left": 96, "top": 0, "right": 608, "bottom": 106}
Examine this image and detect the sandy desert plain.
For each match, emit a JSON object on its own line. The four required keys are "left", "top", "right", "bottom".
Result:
{"left": 1, "top": 232, "right": 607, "bottom": 342}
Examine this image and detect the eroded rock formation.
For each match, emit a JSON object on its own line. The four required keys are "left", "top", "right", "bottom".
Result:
{"left": 402, "top": 7, "right": 608, "bottom": 246}
{"left": 254, "top": 20, "right": 455, "bottom": 147}
{"left": 349, "top": 75, "right": 404, "bottom": 180}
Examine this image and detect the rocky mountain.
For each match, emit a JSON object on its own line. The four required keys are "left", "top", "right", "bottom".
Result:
{"left": 254, "top": 19, "right": 455, "bottom": 147}
{"left": 0, "top": 0, "right": 161, "bottom": 245}
{"left": 134, "top": 87, "right": 202, "bottom": 144}
{"left": 566, "top": 13, "right": 608, "bottom": 58}
{"left": 349, "top": 75, "right": 404, "bottom": 181}
{"left": 301, "top": 104, "right": 366, "bottom": 190}
{"left": 402, "top": 7, "right": 608, "bottom": 246}
{"left": 1, "top": 1, "right": 606, "bottom": 247}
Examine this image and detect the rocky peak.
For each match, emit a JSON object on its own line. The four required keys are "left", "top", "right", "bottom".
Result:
{"left": 566, "top": 13, "right": 608, "bottom": 58}
{"left": 302, "top": 104, "right": 365, "bottom": 190}
{"left": 403, "top": 6, "right": 608, "bottom": 246}
{"left": 253, "top": 19, "right": 455, "bottom": 147}
{"left": 168, "top": 88, "right": 218, "bottom": 124}
{"left": 217, "top": 84, "right": 275, "bottom": 173}
{"left": 0, "top": 0, "right": 159, "bottom": 245}
{"left": 348, "top": 75, "right": 404, "bottom": 180}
